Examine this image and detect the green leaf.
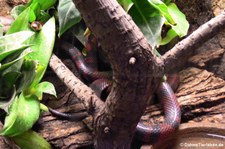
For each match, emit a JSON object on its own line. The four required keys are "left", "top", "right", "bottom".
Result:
{"left": 0, "top": 92, "right": 40, "bottom": 137}
{"left": 0, "top": 96, "right": 19, "bottom": 135}
{"left": 167, "top": 3, "right": 189, "bottom": 36}
{"left": 0, "top": 48, "right": 33, "bottom": 72}
{"left": 7, "top": 8, "right": 32, "bottom": 34}
{"left": 1, "top": 58, "right": 24, "bottom": 76}
{"left": 162, "top": 0, "right": 171, "bottom": 5}
{"left": 1, "top": 72, "right": 21, "bottom": 89}
{"left": 0, "top": 87, "right": 16, "bottom": 113}
{"left": 39, "top": 10, "right": 51, "bottom": 24}
{"left": 0, "top": 31, "right": 34, "bottom": 47}
{"left": 35, "top": 82, "right": 56, "bottom": 97}
{"left": 147, "top": 0, "right": 175, "bottom": 24}
{"left": 129, "top": 2, "right": 165, "bottom": 48}
{"left": 0, "top": 44, "right": 31, "bottom": 62}
{"left": 58, "top": 0, "right": 81, "bottom": 37}
{"left": 29, "top": 9, "right": 37, "bottom": 22}
{"left": 27, "top": 17, "right": 55, "bottom": 67}
{"left": 0, "top": 72, "right": 20, "bottom": 100}
{"left": 26, "top": 17, "right": 55, "bottom": 87}
{"left": 12, "top": 130, "right": 52, "bottom": 149}
{"left": 160, "top": 29, "right": 177, "bottom": 45}
{"left": 26, "top": 0, "right": 56, "bottom": 11}
{"left": 16, "top": 60, "right": 37, "bottom": 93}
{"left": 10, "top": 5, "right": 26, "bottom": 19}
{"left": 117, "top": 0, "right": 133, "bottom": 12}
{"left": 160, "top": 3, "right": 189, "bottom": 45}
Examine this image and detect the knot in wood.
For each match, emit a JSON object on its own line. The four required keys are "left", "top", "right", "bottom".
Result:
{"left": 129, "top": 57, "right": 136, "bottom": 65}
{"left": 104, "top": 127, "right": 110, "bottom": 133}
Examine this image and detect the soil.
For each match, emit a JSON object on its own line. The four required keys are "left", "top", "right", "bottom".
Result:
{"left": 0, "top": 0, "right": 11, "bottom": 16}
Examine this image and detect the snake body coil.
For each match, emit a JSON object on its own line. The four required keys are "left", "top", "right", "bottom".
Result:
{"left": 56, "top": 36, "right": 181, "bottom": 144}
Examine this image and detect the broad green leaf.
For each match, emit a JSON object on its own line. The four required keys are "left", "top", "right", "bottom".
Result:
{"left": 0, "top": 72, "right": 21, "bottom": 89}
{"left": 0, "top": 96, "right": 19, "bottom": 135}
{"left": 117, "top": 0, "right": 133, "bottom": 12}
{"left": 27, "top": 17, "right": 55, "bottom": 67}
{"left": 0, "top": 31, "right": 34, "bottom": 46}
{"left": 16, "top": 60, "right": 37, "bottom": 93}
{"left": 29, "top": 9, "right": 37, "bottom": 22}
{"left": 26, "top": 17, "right": 55, "bottom": 87}
{"left": 2, "top": 58, "right": 24, "bottom": 76}
{"left": 35, "top": 82, "right": 56, "bottom": 98}
{"left": 162, "top": 0, "right": 171, "bottom": 5}
{"left": 58, "top": 0, "right": 81, "bottom": 37}
{"left": 160, "top": 29, "right": 177, "bottom": 45}
{"left": 168, "top": 3, "right": 189, "bottom": 36}
{"left": 10, "top": 5, "right": 26, "bottom": 19}
{"left": 7, "top": 8, "right": 32, "bottom": 34}
{"left": 39, "top": 10, "right": 51, "bottom": 24}
{"left": 129, "top": 2, "right": 165, "bottom": 48}
{"left": 0, "top": 72, "right": 20, "bottom": 100}
{"left": 160, "top": 3, "right": 189, "bottom": 45}
{"left": 0, "top": 92, "right": 40, "bottom": 137}
{"left": 0, "top": 44, "right": 31, "bottom": 62}
{"left": 0, "top": 87, "right": 16, "bottom": 113}
{"left": 26, "top": 0, "right": 56, "bottom": 11}
{"left": 147, "top": 0, "right": 175, "bottom": 24}
{"left": 0, "top": 48, "right": 32, "bottom": 71}
{"left": 12, "top": 130, "right": 52, "bottom": 149}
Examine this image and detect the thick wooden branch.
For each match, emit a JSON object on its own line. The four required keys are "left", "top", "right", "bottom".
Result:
{"left": 49, "top": 54, "right": 104, "bottom": 113}
{"left": 37, "top": 67, "right": 225, "bottom": 149}
{"left": 72, "top": 0, "right": 163, "bottom": 148}
{"left": 162, "top": 10, "right": 225, "bottom": 73}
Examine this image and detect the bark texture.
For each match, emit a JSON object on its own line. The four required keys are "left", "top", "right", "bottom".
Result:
{"left": 39, "top": 67, "right": 225, "bottom": 149}
{"left": 49, "top": 54, "right": 104, "bottom": 113}
{"left": 37, "top": 108, "right": 93, "bottom": 149}
{"left": 72, "top": 0, "right": 163, "bottom": 148}
{"left": 140, "top": 67, "right": 225, "bottom": 148}
{"left": 142, "top": 67, "right": 225, "bottom": 126}
{"left": 188, "top": 48, "right": 225, "bottom": 68}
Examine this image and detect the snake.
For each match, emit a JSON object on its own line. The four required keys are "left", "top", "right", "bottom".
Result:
{"left": 52, "top": 35, "right": 181, "bottom": 144}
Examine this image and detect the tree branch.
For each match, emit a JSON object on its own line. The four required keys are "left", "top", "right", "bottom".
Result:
{"left": 72, "top": 0, "right": 163, "bottom": 147}
{"left": 49, "top": 54, "right": 104, "bottom": 114}
{"left": 162, "top": 10, "right": 225, "bottom": 73}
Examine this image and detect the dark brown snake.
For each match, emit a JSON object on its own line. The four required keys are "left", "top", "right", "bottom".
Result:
{"left": 51, "top": 35, "right": 181, "bottom": 144}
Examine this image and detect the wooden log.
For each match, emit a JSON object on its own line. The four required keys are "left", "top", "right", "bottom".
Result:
{"left": 141, "top": 67, "right": 225, "bottom": 148}
{"left": 0, "top": 123, "right": 19, "bottom": 149}
{"left": 143, "top": 67, "right": 225, "bottom": 124}
{"left": 188, "top": 48, "right": 225, "bottom": 68}
{"left": 37, "top": 66, "right": 225, "bottom": 148}
{"left": 2, "top": 66, "right": 225, "bottom": 148}
{"left": 37, "top": 75, "right": 94, "bottom": 149}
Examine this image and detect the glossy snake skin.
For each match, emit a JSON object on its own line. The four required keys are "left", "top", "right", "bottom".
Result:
{"left": 53, "top": 35, "right": 181, "bottom": 144}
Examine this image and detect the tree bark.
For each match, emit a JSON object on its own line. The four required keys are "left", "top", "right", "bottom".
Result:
{"left": 72, "top": 0, "right": 163, "bottom": 148}
{"left": 140, "top": 67, "right": 225, "bottom": 148}
{"left": 188, "top": 48, "right": 225, "bottom": 68}
{"left": 36, "top": 67, "right": 225, "bottom": 149}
